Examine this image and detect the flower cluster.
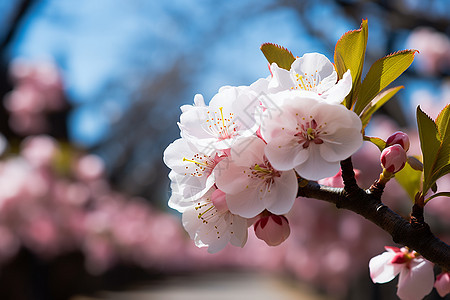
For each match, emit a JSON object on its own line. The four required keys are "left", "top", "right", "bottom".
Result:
{"left": 369, "top": 246, "right": 450, "bottom": 299}
{"left": 164, "top": 53, "right": 363, "bottom": 253}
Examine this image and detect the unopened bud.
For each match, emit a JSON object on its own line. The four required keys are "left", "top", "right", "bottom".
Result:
{"left": 381, "top": 144, "right": 407, "bottom": 174}
{"left": 254, "top": 214, "right": 290, "bottom": 246}
{"left": 386, "top": 131, "right": 410, "bottom": 151}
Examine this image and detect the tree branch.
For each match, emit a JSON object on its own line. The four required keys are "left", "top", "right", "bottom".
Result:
{"left": 297, "top": 157, "right": 450, "bottom": 270}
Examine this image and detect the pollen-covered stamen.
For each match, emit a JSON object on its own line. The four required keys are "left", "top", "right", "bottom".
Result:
{"left": 205, "top": 107, "right": 239, "bottom": 141}
{"left": 182, "top": 153, "right": 218, "bottom": 177}
{"left": 195, "top": 197, "right": 235, "bottom": 239}
{"left": 246, "top": 158, "right": 281, "bottom": 188}
{"left": 291, "top": 70, "right": 321, "bottom": 91}
{"left": 294, "top": 117, "right": 326, "bottom": 148}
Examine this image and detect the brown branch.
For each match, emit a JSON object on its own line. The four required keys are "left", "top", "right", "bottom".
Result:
{"left": 297, "top": 157, "right": 450, "bottom": 270}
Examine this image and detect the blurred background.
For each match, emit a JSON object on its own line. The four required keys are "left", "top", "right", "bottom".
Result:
{"left": 0, "top": 0, "right": 449, "bottom": 299}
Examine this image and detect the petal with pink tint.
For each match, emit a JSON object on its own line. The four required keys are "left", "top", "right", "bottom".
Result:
{"left": 397, "top": 258, "right": 434, "bottom": 300}
{"left": 369, "top": 251, "right": 401, "bottom": 284}
{"left": 434, "top": 272, "right": 450, "bottom": 298}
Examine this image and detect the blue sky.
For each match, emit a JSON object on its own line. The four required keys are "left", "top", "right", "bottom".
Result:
{"left": 5, "top": 0, "right": 448, "bottom": 147}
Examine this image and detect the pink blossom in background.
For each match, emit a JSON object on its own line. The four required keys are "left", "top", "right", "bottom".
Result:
{"left": 407, "top": 27, "right": 450, "bottom": 76}
{"left": 4, "top": 59, "right": 66, "bottom": 135}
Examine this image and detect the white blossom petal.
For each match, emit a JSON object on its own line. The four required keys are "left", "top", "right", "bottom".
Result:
{"left": 397, "top": 259, "right": 434, "bottom": 300}
{"left": 369, "top": 251, "right": 402, "bottom": 283}
{"left": 290, "top": 53, "right": 337, "bottom": 94}
{"left": 264, "top": 170, "right": 298, "bottom": 215}
{"left": 182, "top": 188, "right": 248, "bottom": 253}
{"left": 294, "top": 147, "right": 341, "bottom": 180}
{"left": 322, "top": 69, "right": 352, "bottom": 104}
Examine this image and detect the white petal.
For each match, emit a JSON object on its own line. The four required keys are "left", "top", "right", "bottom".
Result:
{"left": 268, "top": 63, "right": 294, "bottom": 92}
{"left": 291, "top": 53, "right": 337, "bottom": 93}
{"left": 322, "top": 70, "right": 352, "bottom": 104}
{"left": 397, "top": 259, "right": 434, "bottom": 300}
{"left": 226, "top": 185, "right": 266, "bottom": 218}
{"left": 294, "top": 147, "right": 341, "bottom": 180}
{"left": 193, "top": 94, "right": 206, "bottom": 107}
{"left": 179, "top": 106, "right": 212, "bottom": 141}
{"left": 229, "top": 214, "right": 249, "bottom": 248}
{"left": 229, "top": 136, "right": 265, "bottom": 167}
{"left": 265, "top": 136, "right": 309, "bottom": 171}
{"left": 369, "top": 252, "right": 401, "bottom": 283}
{"left": 265, "top": 170, "right": 298, "bottom": 215}
{"left": 319, "top": 127, "right": 363, "bottom": 162}
{"left": 215, "top": 159, "right": 253, "bottom": 194}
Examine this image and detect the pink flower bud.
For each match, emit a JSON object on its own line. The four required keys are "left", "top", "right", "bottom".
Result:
{"left": 254, "top": 214, "right": 290, "bottom": 246}
{"left": 435, "top": 272, "right": 450, "bottom": 298}
{"left": 381, "top": 144, "right": 407, "bottom": 173}
{"left": 386, "top": 131, "right": 410, "bottom": 151}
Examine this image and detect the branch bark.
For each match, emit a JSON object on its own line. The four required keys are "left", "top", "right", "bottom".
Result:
{"left": 297, "top": 157, "right": 450, "bottom": 270}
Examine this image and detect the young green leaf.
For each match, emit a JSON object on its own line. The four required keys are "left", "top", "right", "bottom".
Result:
{"left": 428, "top": 105, "right": 450, "bottom": 189}
{"left": 395, "top": 161, "right": 422, "bottom": 202}
{"left": 260, "top": 43, "right": 295, "bottom": 71}
{"left": 363, "top": 135, "right": 386, "bottom": 152}
{"left": 436, "top": 103, "right": 450, "bottom": 139}
{"left": 360, "top": 86, "right": 404, "bottom": 128}
{"left": 334, "top": 19, "right": 368, "bottom": 110}
{"left": 416, "top": 106, "right": 442, "bottom": 193}
{"left": 355, "top": 50, "right": 417, "bottom": 115}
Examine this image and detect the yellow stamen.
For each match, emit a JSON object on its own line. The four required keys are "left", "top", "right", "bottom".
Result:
{"left": 254, "top": 164, "right": 271, "bottom": 174}
{"left": 219, "top": 107, "right": 226, "bottom": 129}
{"left": 198, "top": 206, "right": 214, "bottom": 219}
{"left": 183, "top": 157, "right": 208, "bottom": 166}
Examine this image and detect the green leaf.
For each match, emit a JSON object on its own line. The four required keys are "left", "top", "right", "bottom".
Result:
{"left": 360, "top": 86, "right": 404, "bottom": 128}
{"left": 260, "top": 43, "right": 295, "bottom": 71}
{"left": 430, "top": 165, "right": 450, "bottom": 189}
{"left": 363, "top": 135, "right": 386, "bottom": 151}
{"left": 334, "top": 19, "right": 368, "bottom": 110}
{"left": 428, "top": 105, "right": 450, "bottom": 190}
{"left": 436, "top": 103, "right": 450, "bottom": 138}
{"left": 355, "top": 50, "right": 417, "bottom": 115}
{"left": 416, "top": 106, "right": 442, "bottom": 193}
{"left": 395, "top": 161, "right": 422, "bottom": 202}
{"left": 425, "top": 191, "right": 450, "bottom": 204}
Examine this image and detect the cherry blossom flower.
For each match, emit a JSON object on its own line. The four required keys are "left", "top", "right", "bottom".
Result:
{"left": 265, "top": 53, "right": 352, "bottom": 104}
{"left": 182, "top": 187, "right": 249, "bottom": 253}
{"left": 178, "top": 86, "right": 260, "bottom": 152}
{"left": 261, "top": 90, "right": 362, "bottom": 181}
{"left": 369, "top": 246, "right": 434, "bottom": 300}
{"left": 163, "top": 138, "right": 223, "bottom": 212}
{"left": 215, "top": 136, "right": 298, "bottom": 218}
{"left": 254, "top": 213, "right": 290, "bottom": 246}
{"left": 434, "top": 272, "right": 450, "bottom": 298}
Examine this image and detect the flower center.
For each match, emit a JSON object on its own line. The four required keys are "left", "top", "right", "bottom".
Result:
{"left": 391, "top": 248, "right": 419, "bottom": 266}
{"left": 291, "top": 70, "right": 321, "bottom": 91}
{"left": 246, "top": 158, "right": 281, "bottom": 188}
{"left": 205, "top": 107, "right": 238, "bottom": 141}
{"left": 182, "top": 153, "right": 221, "bottom": 177}
{"left": 294, "top": 118, "right": 326, "bottom": 148}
